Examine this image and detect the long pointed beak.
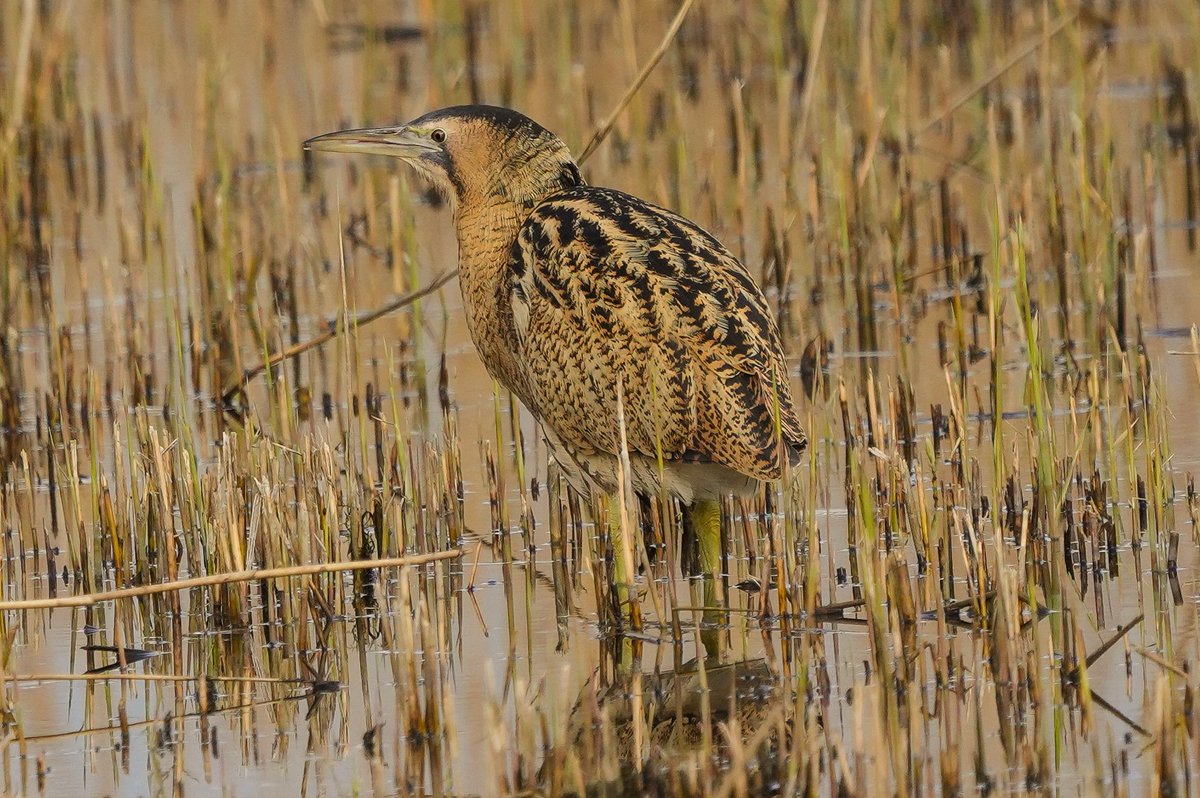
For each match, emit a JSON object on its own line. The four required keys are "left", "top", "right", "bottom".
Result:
{"left": 303, "top": 126, "right": 438, "bottom": 159}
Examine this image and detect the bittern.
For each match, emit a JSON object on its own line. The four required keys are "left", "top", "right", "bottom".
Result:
{"left": 306, "top": 105, "right": 805, "bottom": 594}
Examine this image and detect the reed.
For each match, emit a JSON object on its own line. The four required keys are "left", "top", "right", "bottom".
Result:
{"left": 0, "top": 1, "right": 1197, "bottom": 795}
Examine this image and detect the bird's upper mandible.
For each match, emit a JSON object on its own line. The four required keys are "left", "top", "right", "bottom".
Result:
{"left": 306, "top": 104, "right": 805, "bottom": 486}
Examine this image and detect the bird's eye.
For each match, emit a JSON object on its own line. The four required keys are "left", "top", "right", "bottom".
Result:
{"left": 431, "top": 128, "right": 447, "bottom": 144}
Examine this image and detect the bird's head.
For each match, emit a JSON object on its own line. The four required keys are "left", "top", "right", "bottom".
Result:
{"left": 305, "top": 105, "right": 583, "bottom": 214}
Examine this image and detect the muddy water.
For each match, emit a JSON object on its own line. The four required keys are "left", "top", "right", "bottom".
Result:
{"left": 3, "top": 2, "right": 1200, "bottom": 796}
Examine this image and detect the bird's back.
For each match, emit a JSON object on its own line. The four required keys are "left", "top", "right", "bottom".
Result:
{"left": 506, "top": 185, "right": 805, "bottom": 488}
{"left": 304, "top": 103, "right": 804, "bottom": 498}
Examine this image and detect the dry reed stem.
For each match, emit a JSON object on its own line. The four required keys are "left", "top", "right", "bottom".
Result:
{"left": 575, "top": 0, "right": 698, "bottom": 163}
{"left": 1136, "top": 647, "right": 1188, "bottom": 678}
{"left": 1, "top": 0, "right": 36, "bottom": 147}
{"left": 0, "top": 549, "right": 461, "bottom": 610}
{"left": 1082, "top": 613, "right": 1144, "bottom": 671}
{"left": 1, "top": 2, "right": 1194, "bottom": 793}
{"left": 224, "top": 1, "right": 694, "bottom": 407}
{"left": 5, "top": 673, "right": 307, "bottom": 684}
{"left": 17, "top": 694, "right": 300, "bottom": 745}
{"left": 219, "top": 268, "right": 458, "bottom": 404}
{"left": 916, "top": 9, "right": 1081, "bottom": 138}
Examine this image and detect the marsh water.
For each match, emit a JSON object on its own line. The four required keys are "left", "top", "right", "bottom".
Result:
{"left": 3, "top": 2, "right": 1200, "bottom": 796}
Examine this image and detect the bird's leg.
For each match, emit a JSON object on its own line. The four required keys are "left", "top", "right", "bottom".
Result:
{"left": 687, "top": 499, "right": 726, "bottom": 661}
{"left": 692, "top": 499, "right": 722, "bottom": 579}
{"left": 604, "top": 634, "right": 642, "bottom": 684}
{"left": 699, "top": 576, "right": 725, "bottom": 662}
{"left": 681, "top": 499, "right": 724, "bottom": 579}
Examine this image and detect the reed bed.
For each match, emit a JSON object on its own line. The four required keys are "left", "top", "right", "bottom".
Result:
{"left": 1, "top": 1, "right": 1199, "bottom": 795}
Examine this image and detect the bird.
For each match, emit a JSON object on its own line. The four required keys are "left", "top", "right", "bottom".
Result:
{"left": 305, "top": 105, "right": 805, "bottom": 598}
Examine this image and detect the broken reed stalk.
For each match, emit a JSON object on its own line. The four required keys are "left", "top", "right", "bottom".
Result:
{"left": 5, "top": 673, "right": 307, "bottom": 684}
{"left": 219, "top": 268, "right": 458, "bottom": 404}
{"left": 575, "top": 0, "right": 697, "bottom": 163}
{"left": 224, "top": 0, "right": 691, "bottom": 406}
{"left": 18, "top": 693, "right": 303, "bottom": 745}
{"left": 0, "top": 549, "right": 462, "bottom": 610}
{"left": 914, "top": 8, "right": 1082, "bottom": 137}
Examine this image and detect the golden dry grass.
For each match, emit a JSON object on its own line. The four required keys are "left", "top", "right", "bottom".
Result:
{"left": 1, "top": 1, "right": 1199, "bottom": 795}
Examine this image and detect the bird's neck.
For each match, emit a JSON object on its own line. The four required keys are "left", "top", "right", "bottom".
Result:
{"left": 453, "top": 198, "right": 529, "bottom": 391}
{"left": 450, "top": 150, "right": 579, "bottom": 393}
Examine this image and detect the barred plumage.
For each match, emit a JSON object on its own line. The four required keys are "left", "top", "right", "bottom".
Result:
{"left": 307, "top": 104, "right": 805, "bottom": 578}
{"left": 509, "top": 187, "right": 804, "bottom": 499}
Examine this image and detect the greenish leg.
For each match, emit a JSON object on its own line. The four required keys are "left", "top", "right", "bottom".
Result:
{"left": 692, "top": 499, "right": 723, "bottom": 579}
{"left": 692, "top": 499, "right": 725, "bottom": 662}
{"left": 611, "top": 634, "right": 639, "bottom": 682}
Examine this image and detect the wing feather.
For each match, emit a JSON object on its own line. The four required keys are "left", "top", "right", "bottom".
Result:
{"left": 508, "top": 187, "right": 805, "bottom": 481}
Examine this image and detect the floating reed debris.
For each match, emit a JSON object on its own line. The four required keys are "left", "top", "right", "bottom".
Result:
{"left": 5, "top": 672, "right": 322, "bottom": 685}
{"left": 222, "top": 0, "right": 698, "bottom": 416}
{"left": 0, "top": 550, "right": 461, "bottom": 611}
{"left": 219, "top": 269, "right": 459, "bottom": 405}
{"left": 1, "top": 2, "right": 1199, "bottom": 796}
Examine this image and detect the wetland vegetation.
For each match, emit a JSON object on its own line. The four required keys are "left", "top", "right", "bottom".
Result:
{"left": 2, "top": 1, "right": 1200, "bottom": 795}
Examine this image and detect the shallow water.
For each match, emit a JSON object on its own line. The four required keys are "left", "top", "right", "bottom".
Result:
{"left": 3, "top": 1, "right": 1200, "bottom": 796}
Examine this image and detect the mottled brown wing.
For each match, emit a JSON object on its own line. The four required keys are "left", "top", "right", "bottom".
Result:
{"left": 508, "top": 187, "right": 805, "bottom": 481}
